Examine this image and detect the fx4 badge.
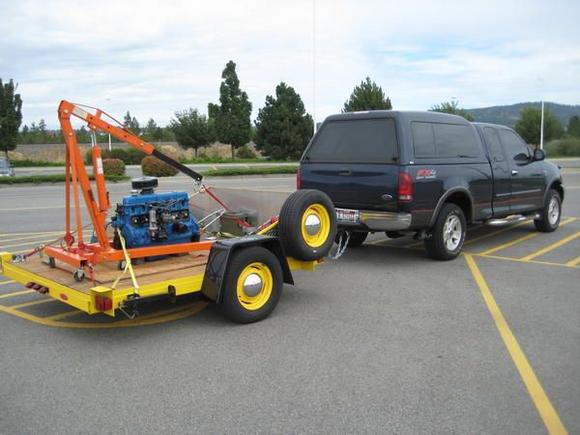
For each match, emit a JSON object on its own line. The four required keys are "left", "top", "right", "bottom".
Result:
{"left": 416, "top": 169, "right": 436, "bottom": 180}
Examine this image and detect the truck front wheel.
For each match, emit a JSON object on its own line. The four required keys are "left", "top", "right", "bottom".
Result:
{"left": 425, "top": 204, "right": 466, "bottom": 261}
{"left": 534, "top": 189, "right": 561, "bottom": 233}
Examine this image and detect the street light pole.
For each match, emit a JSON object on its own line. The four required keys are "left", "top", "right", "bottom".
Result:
{"left": 540, "top": 100, "right": 545, "bottom": 150}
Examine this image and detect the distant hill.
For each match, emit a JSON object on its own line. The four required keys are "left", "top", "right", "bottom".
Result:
{"left": 466, "top": 102, "right": 580, "bottom": 128}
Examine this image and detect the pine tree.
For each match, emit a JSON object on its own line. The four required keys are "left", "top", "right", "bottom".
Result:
{"left": 255, "top": 82, "right": 313, "bottom": 160}
{"left": 430, "top": 100, "right": 474, "bottom": 121}
{"left": 0, "top": 78, "right": 23, "bottom": 157}
{"left": 343, "top": 77, "right": 392, "bottom": 112}
{"left": 208, "top": 61, "right": 252, "bottom": 159}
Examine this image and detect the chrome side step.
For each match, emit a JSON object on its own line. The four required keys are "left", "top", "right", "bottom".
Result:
{"left": 486, "top": 214, "right": 540, "bottom": 226}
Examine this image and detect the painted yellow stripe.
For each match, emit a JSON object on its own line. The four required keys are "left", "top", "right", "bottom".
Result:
{"left": 0, "top": 230, "right": 62, "bottom": 237}
{"left": 479, "top": 217, "right": 575, "bottom": 256}
{"left": 44, "top": 310, "right": 81, "bottom": 321}
{"left": 521, "top": 232, "right": 580, "bottom": 261}
{"left": 565, "top": 256, "right": 580, "bottom": 267}
{"left": 10, "top": 298, "right": 55, "bottom": 309}
{"left": 478, "top": 254, "right": 578, "bottom": 269}
{"left": 0, "top": 301, "right": 208, "bottom": 329}
{"left": 0, "top": 232, "right": 61, "bottom": 244}
{"left": 465, "top": 220, "right": 532, "bottom": 246}
{"left": 0, "top": 237, "right": 59, "bottom": 249}
{"left": 479, "top": 233, "right": 540, "bottom": 256}
{"left": 0, "top": 289, "right": 34, "bottom": 299}
{"left": 465, "top": 254, "right": 568, "bottom": 435}
{"left": 0, "top": 280, "right": 16, "bottom": 286}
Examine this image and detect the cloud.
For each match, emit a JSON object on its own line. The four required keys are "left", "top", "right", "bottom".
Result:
{"left": 0, "top": 0, "right": 579, "bottom": 127}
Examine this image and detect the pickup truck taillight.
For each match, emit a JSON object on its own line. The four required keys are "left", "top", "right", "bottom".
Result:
{"left": 398, "top": 172, "right": 413, "bottom": 202}
{"left": 296, "top": 167, "right": 301, "bottom": 189}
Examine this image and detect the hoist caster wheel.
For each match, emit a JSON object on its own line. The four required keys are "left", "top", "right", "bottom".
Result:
{"left": 118, "top": 260, "right": 127, "bottom": 270}
{"left": 73, "top": 269, "right": 85, "bottom": 282}
{"left": 48, "top": 257, "right": 56, "bottom": 268}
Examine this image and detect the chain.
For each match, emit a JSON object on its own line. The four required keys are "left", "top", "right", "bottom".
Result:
{"left": 328, "top": 230, "right": 350, "bottom": 260}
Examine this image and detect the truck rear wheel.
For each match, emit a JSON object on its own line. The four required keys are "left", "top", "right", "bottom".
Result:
{"left": 534, "top": 189, "right": 561, "bottom": 233}
{"left": 279, "top": 190, "right": 337, "bottom": 261}
{"left": 425, "top": 203, "right": 466, "bottom": 261}
{"left": 220, "top": 246, "right": 283, "bottom": 324}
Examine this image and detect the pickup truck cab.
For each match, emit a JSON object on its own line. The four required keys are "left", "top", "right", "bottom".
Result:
{"left": 298, "top": 110, "right": 564, "bottom": 260}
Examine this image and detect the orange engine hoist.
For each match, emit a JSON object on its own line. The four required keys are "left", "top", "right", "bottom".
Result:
{"left": 42, "top": 100, "right": 237, "bottom": 281}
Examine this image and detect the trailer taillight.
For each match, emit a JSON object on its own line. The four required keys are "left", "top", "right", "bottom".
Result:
{"left": 296, "top": 167, "right": 301, "bottom": 189}
{"left": 95, "top": 295, "right": 113, "bottom": 311}
{"left": 398, "top": 172, "right": 413, "bottom": 202}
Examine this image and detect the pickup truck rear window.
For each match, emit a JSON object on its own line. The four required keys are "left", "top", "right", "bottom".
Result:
{"left": 305, "top": 118, "right": 397, "bottom": 163}
{"left": 412, "top": 122, "right": 481, "bottom": 159}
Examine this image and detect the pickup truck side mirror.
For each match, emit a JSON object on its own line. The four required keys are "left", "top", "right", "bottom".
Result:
{"left": 514, "top": 152, "right": 529, "bottom": 163}
{"left": 533, "top": 149, "right": 545, "bottom": 161}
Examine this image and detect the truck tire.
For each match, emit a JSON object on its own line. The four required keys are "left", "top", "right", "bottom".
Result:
{"left": 336, "top": 231, "right": 368, "bottom": 247}
{"left": 424, "top": 203, "right": 466, "bottom": 261}
{"left": 534, "top": 189, "right": 561, "bottom": 233}
{"left": 279, "top": 190, "right": 337, "bottom": 261}
{"left": 220, "top": 246, "right": 283, "bottom": 324}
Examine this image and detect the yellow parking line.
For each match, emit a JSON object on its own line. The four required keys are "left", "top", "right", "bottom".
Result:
{"left": 0, "top": 232, "right": 61, "bottom": 244}
{"left": 10, "top": 298, "right": 55, "bottom": 309}
{"left": 565, "top": 256, "right": 580, "bottom": 267}
{"left": 44, "top": 310, "right": 81, "bottom": 321}
{"left": 0, "top": 237, "right": 59, "bottom": 249}
{"left": 521, "top": 232, "right": 580, "bottom": 261}
{"left": 477, "top": 254, "right": 577, "bottom": 269}
{"left": 0, "top": 280, "right": 16, "bottom": 286}
{"left": 465, "top": 220, "right": 532, "bottom": 246}
{"left": 479, "top": 233, "right": 540, "bottom": 256}
{"left": 479, "top": 217, "right": 575, "bottom": 256}
{"left": 0, "top": 289, "right": 34, "bottom": 299}
{"left": 465, "top": 254, "right": 568, "bottom": 435}
{"left": 0, "top": 230, "right": 62, "bottom": 237}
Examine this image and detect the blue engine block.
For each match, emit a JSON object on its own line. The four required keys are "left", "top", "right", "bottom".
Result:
{"left": 111, "top": 190, "right": 200, "bottom": 249}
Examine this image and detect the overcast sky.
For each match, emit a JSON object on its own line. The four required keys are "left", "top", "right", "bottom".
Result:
{"left": 1, "top": 0, "right": 579, "bottom": 128}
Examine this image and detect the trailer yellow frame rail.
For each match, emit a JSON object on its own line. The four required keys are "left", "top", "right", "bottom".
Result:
{"left": 0, "top": 252, "right": 318, "bottom": 318}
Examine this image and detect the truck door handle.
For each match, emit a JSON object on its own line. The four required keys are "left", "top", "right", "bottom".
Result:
{"left": 338, "top": 170, "right": 352, "bottom": 176}
{"left": 511, "top": 170, "right": 519, "bottom": 176}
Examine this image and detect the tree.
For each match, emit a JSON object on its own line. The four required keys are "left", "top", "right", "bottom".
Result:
{"left": 144, "top": 118, "right": 164, "bottom": 143}
{"left": 515, "top": 107, "right": 564, "bottom": 145}
{"left": 429, "top": 100, "right": 474, "bottom": 121}
{"left": 343, "top": 77, "right": 392, "bottom": 112}
{"left": 567, "top": 115, "right": 580, "bottom": 138}
{"left": 170, "top": 109, "right": 213, "bottom": 157}
{"left": 123, "top": 111, "right": 140, "bottom": 134}
{"left": 208, "top": 60, "right": 252, "bottom": 159}
{"left": 0, "top": 79, "right": 23, "bottom": 157}
{"left": 255, "top": 82, "right": 314, "bottom": 160}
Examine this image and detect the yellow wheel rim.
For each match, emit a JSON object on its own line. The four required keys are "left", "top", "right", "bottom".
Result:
{"left": 236, "top": 262, "right": 273, "bottom": 311}
{"left": 301, "top": 203, "right": 331, "bottom": 248}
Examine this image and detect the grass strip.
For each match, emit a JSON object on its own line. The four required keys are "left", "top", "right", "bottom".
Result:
{"left": 0, "top": 174, "right": 129, "bottom": 184}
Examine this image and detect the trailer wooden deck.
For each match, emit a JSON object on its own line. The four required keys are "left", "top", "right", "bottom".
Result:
{"left": 19, "top": 252, "right": 210, "bottom": 293}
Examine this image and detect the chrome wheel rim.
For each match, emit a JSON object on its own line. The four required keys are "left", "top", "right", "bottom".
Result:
{"left": 548, "top": 197, "right": 560, "bottom": 225}
{"left": 443, "top": 215, "right": 462, "bottom": 251}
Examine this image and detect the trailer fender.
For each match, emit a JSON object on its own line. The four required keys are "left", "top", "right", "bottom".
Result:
{"left": 201, "top": 235, "right": 293, "bottom": 303}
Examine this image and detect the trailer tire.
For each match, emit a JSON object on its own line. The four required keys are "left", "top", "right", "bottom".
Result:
{"left": 220, "top": 246, "right": 283, "bottom": 324}
{"left": 279, "top": 190, "right": 337, "bottom": 261}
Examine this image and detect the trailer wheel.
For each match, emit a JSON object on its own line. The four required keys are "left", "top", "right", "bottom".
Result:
{"left": 279, "top": 190, "right": 337, "bottom": 261}
{"left": 220, "top": 246, "right": 283, "bottom": 324}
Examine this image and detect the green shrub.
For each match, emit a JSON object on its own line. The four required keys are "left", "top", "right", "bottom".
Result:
{"left": 102, "top": 158, "right": 125, "bottom": 176}
{"left": 236, "top": 145, "right": 257, "bottom": 159}
{"left": 203, "top": 166, "right": 298, "bottom": 177}
{"left": 141, "top": 156, "right": 178, "bottom": 177}
{"left": 85, "top": 148, "right": 146, "bottom": 165}
{"left": 545, "top": 138, "right": 580, "bottom": 157}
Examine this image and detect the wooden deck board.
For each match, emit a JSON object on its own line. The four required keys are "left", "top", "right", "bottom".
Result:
{"left": 16, "top": 252, "right": 209, "bottom": 293}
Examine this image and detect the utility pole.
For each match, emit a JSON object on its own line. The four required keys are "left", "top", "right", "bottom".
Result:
{"left": 540, "top": 100, "right": 545, "bottom": 150}
{"left": 312, "top": 0, "right": 316, "bottom": 132}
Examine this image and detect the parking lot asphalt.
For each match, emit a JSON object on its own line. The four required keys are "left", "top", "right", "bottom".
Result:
{"left": 1, "top": 171, "right": 579, "bottom": 434}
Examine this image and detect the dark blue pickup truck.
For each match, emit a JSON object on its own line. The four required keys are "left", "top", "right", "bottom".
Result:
{"left": 298, "top": 111, "right": 564, "bottom": 260}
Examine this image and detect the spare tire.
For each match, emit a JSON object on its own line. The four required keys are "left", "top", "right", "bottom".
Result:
{"left": 278, "top": 189, "right": 337, "bottom": 261}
